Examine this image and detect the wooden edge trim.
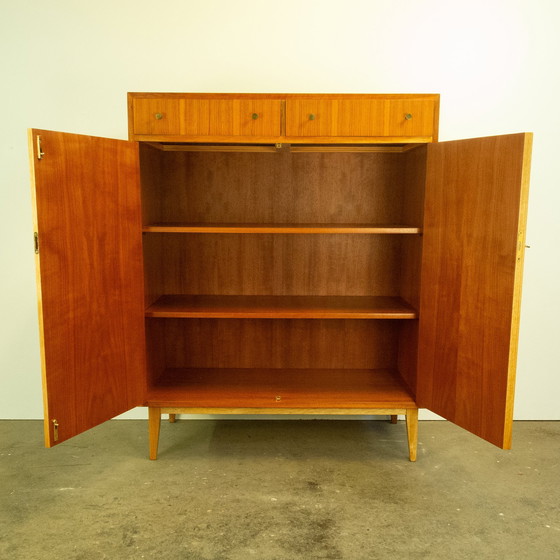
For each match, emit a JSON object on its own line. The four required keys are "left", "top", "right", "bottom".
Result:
{"left": 127, "top": 93, "right": 135, "bottom": 141}
{"left": 143, "top": 143, "right": 427, "bottom": 154}
{"left": 503, "top": 132, "right": 533, "bottom": 449}
{"left": 155, "top": 144, "right": 279, "bottom": 153}
{"left": 27, "top": 129, "right": 51, "bottom": 447}
{"left": 432, "top": 95, "right": 440, "bottom": 142}
{"left": 141, "top": 226, "right": 422, "bottom": 234}
{"left": 157, "top": 407, "right": 410, "bottom": 415}
{"left": 128, "top": 92, "right": 440, "bottom": 100}
{"left": 145, "top": 311, "right": 418, "bottom": 319}
{"left": 129, "top": 134, "right": 434, "bottom": 144}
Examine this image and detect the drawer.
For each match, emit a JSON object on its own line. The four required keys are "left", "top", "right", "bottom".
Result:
{"left": 286, "top": 99, "right": 386, "bottom": 137}
{"left": 207, "top": 99, "right": 281, "bottom": 137}
{"left": 384, "top": 99, "right": 436, "bottom": 137}
{"left": 286, "top": 97, "right": 436, "bottom": 139}
{"left": 132, "top": 98, "right": 210, "bottom": 136}
{"left": 132, "top": 97, "right": 281, "bottom": 138}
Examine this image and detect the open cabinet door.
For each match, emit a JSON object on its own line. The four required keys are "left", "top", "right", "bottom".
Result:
{"left": 29, "top": 129, "right": 146, "bottom": 446}
{"left": 417, "top": 133, "right": 532, "bottom": 448}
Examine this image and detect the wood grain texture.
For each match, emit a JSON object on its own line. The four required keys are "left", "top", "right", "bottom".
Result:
{"left": 148, "top": 150, "right": 409, "bottom": 225}
{"left": 147, "top": 318, "right": 401, "bottom": 370}
{"left": 145, "top": 295, "right": 418, "bottom": 319}
{"left": 132, "top": 97, "right": 281, "bottom": 137}
{"left": 286, "top": 99, "right": 386, "bottom": 137}
{"left": 29, "top": 129, "right": 146, "bottom": 446}
{"left": 142, "top": 233, "right": 404, "bottom": 296}
{"left": 417, "top": 133, "right": 532, "bottom": 448}
{"left": 147, "top": 368, "right": 416, "bottom": 408}
{"left": 384, "top": 99, "right": 436, "bottom": 138}
{"left": 128, "top": 93, "right": 440, "bottom": 144}
{"left": 400, "top": 145, "right": 427, "bottom": 310}
{"left": 285, "top": 98, "right": 435, "bottom": 138}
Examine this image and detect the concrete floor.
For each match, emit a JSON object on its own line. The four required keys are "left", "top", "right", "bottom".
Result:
{"left": 1, "top": 419, "right": 559, "bottom": 560}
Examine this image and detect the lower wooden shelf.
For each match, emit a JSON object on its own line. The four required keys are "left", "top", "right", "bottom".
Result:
{"left": 145, "top": 295, "right": 418, "bottom": 319}
{"left": 146, "top": 368, "right": 416, "bottom": 409}
{"left": 142, "top": 223, "right": 422, "bottom": 234}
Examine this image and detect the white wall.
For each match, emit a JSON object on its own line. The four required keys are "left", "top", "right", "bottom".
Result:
{"left": 1, "top": 0, "right": 558, "bottom": 420}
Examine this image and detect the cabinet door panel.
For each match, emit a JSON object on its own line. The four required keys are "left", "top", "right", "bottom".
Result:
{"left": 29, "top": 129, "right": 146, "bottom": 446}
{"left": 418, "top": 133, "right": 532, "bottom": 448}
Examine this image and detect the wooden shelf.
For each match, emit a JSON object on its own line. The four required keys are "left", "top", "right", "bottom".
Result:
{"left": 147, "top": 368, "right": 417, "bottom": 409}
{"left": 145, "top": 142, "right": 423, "bottom": 153}
{"left": 142, "top": 223, "right": 422, "bottom": 234}
{"left": 145, "top": 295, "right": 418, "bottom": 319}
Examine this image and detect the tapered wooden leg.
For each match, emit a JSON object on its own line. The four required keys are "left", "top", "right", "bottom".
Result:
{"left": 390, "top": 415, "right": 398, "bottom": 424}
{"left": 169, "top": 414, "right": 176, "bottom": 423}
{"left": 405, "top": 408, "right": 418, "bottom": 462}
{"left": 148, "top": 407, "right": 161, "bottom": 460}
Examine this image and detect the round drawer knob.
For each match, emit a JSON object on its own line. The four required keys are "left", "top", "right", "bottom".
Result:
{"left": 252, "top": 113, "right": 259, "bottom": 120}
{"left": 154, "top": 113, "right": 164, "bottom": 120}
{"left": 404, "top": 113, "right": 413, "bottom": 121}
{"left": 309, "top": 114, "right": 316, "bottom": 121}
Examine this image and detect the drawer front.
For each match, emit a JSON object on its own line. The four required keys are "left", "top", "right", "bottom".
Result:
{"left": 286, "top": 99, "right": 386, "bottom": 137}
{"left": 132, "top": 97, "right": 281, "bottom": 137}
{"left": 132, "top": 98, "right": 210, "bottom": 136}
{"left": 286, "top": 98, "right": 436, "bottom": 138}
{"left": 384, "top": 99, "right": 436, "bottom": 137}
{"left": 208, "top": 99, "right": 281, "bottom": 137}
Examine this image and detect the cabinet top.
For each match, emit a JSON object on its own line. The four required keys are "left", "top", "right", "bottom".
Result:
{"left": 128, "top": 92, "right": 440, "bottom": 99}
{"left": 127, "top": 92, "right": 440, "bottom": 144}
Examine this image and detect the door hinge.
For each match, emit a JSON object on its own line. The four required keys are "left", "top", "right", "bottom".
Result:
{"left": 36, "top": 135, "right": 44, "bottom": 160}
{"left": 52, "top": 419, "right": 59, "bottom": 442}
{"left": 34, "top": 232, "right": 39, "bottom": 254}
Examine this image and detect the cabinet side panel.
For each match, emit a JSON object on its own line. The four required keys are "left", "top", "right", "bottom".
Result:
{"left": 30, "top": 129, "right": 146, "bottom": 445}
{"left": 139, "top": 145, "right": 165, "bottom": 308}
{"left": 398, "top": 321, "right": 419, "bottom": 396}
{"left": 418, "top": 134, "right": 531, "bottom": 448}
{"left": 395, "top": 145, "right": 427, "bottom": 396}
{"left": 400, "top": 145, "right": 427, "bottom": 309}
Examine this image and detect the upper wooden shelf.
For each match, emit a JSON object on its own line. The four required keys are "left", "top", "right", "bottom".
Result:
{"left": 142, "top": 223, "right": 422, "bottom": 234}
{"left": 145, "top": 295, "right": 418, "bottom": 319}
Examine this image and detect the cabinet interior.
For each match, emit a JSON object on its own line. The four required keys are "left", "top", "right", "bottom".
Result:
{"left": 139, "top": 143, "right": 427, "bottom": 409}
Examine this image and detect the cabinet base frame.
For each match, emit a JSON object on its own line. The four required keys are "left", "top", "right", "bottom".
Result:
{"left": 148, "top": 406, "right": 419, "bottom": 462}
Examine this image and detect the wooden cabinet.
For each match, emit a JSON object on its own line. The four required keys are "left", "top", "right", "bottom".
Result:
{"left": 29, "top": 93, "right": 532, "bottom": 461}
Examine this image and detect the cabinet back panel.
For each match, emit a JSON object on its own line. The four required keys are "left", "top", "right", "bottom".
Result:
{"left": 143, "top": 233, "right": 404, "bottom": 296}
{"left": 147, "top": 319, "right": 400, "bottom": 372}
{"left": 144, "top": 151, "right": 410, "bottom": 225}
